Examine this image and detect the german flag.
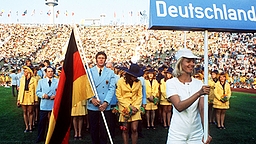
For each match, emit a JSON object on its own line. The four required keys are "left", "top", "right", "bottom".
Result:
{"left": 45, "top": 30, "right": 94, "bottom": 144}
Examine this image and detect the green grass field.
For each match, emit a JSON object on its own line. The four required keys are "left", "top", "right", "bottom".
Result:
{"left": 0, "top": 86, "right": 255, "bottom": 144}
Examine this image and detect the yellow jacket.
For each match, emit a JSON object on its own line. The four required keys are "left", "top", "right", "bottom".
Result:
{"left": 33, "top": 75, "right": 41, "bottom": 98}
{"left": 240, "top": 76, "right": 246, "bottom": 83}
{"left": 208, "top": 78, "right": 217, "bottom": 103}
{"left": 253, "top": 78, "right": 256, "bottom": 85}
{"left": 116, "top": 77, "right": 142, "bottom": 122}
{"left": 34, "top": 75, "right": 41, "bottom": 83}
{"left": 0, "top": 75, "right": 5, "bottom": 82}
{"left": 145, "top": 79, "right": 159, "bottom": 98}
{"left": 5, "top": 75, "right": 11, "bottom": 82}
{"left": 17, "top": 75, "right": 38, "bottom": 104}
{"left": 213, "top": 81, "right": 231, "bottom": 109}
{"left": 159, "top": 79, "right": 171, "bottom": 105}
{"left": 145, "top": 79, "right": 159, "bottom": 110}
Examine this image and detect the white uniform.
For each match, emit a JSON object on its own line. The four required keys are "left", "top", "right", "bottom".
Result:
{"left": 166, "top": 77, "right": 203, "bottom": 144}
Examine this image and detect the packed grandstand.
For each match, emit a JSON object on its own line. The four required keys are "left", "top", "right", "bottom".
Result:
{"left": 0, "top": 24, "right": 255, "bottom": 89}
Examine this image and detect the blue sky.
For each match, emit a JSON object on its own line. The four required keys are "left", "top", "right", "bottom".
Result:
{"left": 0, "top": 0, "right": 149, "bottom": 25}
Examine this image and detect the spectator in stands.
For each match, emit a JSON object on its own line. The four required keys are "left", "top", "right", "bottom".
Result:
{"left": 232, "top": 74, "right": 240, "bottom": 88}
{"left": 253, "top": 75, "right": 256, "bottom": 89}
{"left": 0, "top": 24, "right": 255, "bottom": 91}
{"left": 239, "top": 74, "right": 246, "bottom": 88}
{"left": 25, "top": 59, "right": 33, "bottom": 69}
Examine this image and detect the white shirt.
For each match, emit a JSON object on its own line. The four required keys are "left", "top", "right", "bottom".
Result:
{"left": 96, "top": 66, "right": 103, "bottom": 76}
{"left": 166, "top": 77, "right": 204, "bottom": 143}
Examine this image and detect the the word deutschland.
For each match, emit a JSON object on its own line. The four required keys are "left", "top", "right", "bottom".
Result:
{"left": 156, "top": 1, "right": 256, "bottom": 21}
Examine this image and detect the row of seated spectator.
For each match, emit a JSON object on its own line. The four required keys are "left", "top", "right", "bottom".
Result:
{"left": 0, "top": 24, "right": 255, "bottom": 89}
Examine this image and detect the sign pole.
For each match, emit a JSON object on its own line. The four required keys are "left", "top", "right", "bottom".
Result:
{"left": 184, "top": 31, "right": 186, "bottom": 48}
{"left": 203, "top": 30, "right": 209, "bottom": 143}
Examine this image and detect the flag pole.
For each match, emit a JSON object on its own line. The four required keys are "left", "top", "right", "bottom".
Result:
{"left": 73, "top": 26, "right": 114, "bottom": 144}
{"left": 203, "top": 30, "right": 209, "bottom": 143}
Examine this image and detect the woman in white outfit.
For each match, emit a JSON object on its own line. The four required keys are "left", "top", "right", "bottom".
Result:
{"left": 166, "top": 48, "right": 212, "bottom": 144}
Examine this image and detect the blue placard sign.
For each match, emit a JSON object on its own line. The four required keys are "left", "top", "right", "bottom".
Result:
{"left": 149, "top": 0, "right": 256, "bottom": 32}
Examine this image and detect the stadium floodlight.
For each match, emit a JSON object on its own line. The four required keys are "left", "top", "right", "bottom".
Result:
{"left": 45, "top": 0, "right": 58, "bottom": 24}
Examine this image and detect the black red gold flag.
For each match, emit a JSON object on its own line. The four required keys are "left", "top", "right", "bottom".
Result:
{"left": 45, "top": 29, "right": 94, "bottom": 144}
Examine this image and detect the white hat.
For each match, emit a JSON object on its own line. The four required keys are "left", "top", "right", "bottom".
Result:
{"left": 175, "top": 48, "right": 200, "bottom": 60}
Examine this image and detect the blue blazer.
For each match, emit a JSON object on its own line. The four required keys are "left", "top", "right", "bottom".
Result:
{"left": 138, "top": 76, "right": 147, "bottom": 105}
{"left": 87, "top": 66, "right": 116, "bottom": 111}
{"left": 36, "top": 78, "right": 59, "bottom": 111}
{"left": 110, "top": 74, "right": 120, "bottom": 106}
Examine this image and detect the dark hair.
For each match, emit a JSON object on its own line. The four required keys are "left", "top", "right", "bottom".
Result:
{"left": 26, "top": 58, "right": 31, "bottom": 62}
{"left": 45, "top": 66, "right": 55, "bottom": 74}
{"left": 164, "top": 73, "right": 173, "bottom": 82}
{"left": 211, "top": 70, "right": 219, "bottom": 74}
{"left": 95, "top": 51, "right": 107, "bottom": 60}
{"left": 144, "top": 69, "right": 157, "bottom": 80}
{"left": 39, "top": 63, "right": 45, "bottom": 67}
{"left": 218, "top": 72, "right": 227, "bottom": 81}
{"left": 124, "top": 73, "right": 139, "bottom": 84}
{"left": 33, "top": 66, "right": 40, "bottom": 71}
{"left": 25, "top": 59, "right": 33, "bottom": 67}
{"left": 219, "top": 72, "right": 226, "bottom": 76}
{"left": 44, "top": 60, "right": 50, "bottom": 65}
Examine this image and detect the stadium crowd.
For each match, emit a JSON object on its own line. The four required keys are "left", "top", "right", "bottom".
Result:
{"left": 1, "top": 24, "right": 255, "bottom": 89}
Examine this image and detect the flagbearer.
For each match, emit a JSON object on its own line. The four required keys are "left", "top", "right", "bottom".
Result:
{"left": 87, "top": 52, "right": 116, "bottom": 144}
{"left": 35, "top": 66, "right": 59, "bottom": 143}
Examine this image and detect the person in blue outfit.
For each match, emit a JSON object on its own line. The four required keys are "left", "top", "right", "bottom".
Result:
{"left": 9, "top": 69, "right": 18, "bottom": 97}
{"left": 135, "top": 64, "right": 146, "bottom": 138}
{"left": 106, "top": 61, "right": 119, "bottom": 138}
{"left": 87, "top": 52, "right": 116, "bottom": 144}
{"left": 35, "top": 66, "right": 59, "bottom": 143}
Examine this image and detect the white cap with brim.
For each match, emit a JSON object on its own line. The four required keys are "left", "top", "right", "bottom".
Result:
{"left": 175, "top": 48, "right": 200, "bottom": 60}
